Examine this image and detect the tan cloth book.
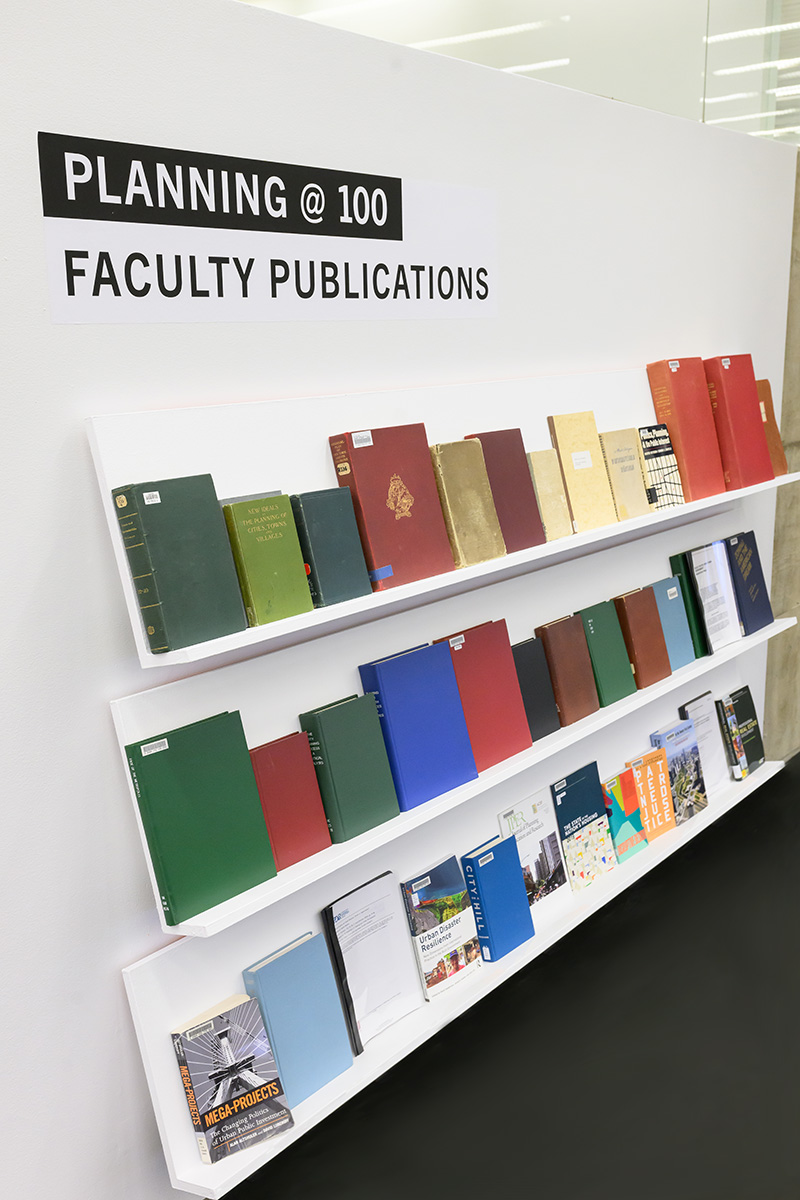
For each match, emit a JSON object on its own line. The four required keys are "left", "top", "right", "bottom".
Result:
{"left": 527, "top": 449, "right": 573, "bottom": 541}
{"left": 598, "top": 429, "right": 652, "bottom": 521}
{"left": 756, "top": 380, "right": 789, "bottom": 476}
{"left": 429, "top": 439, "right": 506, "bottom": 567}
{"left": 547, "top": 411, "right": 618, "bottom": 533}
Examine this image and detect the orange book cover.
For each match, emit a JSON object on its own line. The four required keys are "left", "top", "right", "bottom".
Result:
{"left": 646, "top": 358, "right": 726, "bottom": 501}
{"left": 626, "top": 747, "right": 677, "bottom": 841}
{"left": 756, "top": 379, "right": 789, "bottom": 476}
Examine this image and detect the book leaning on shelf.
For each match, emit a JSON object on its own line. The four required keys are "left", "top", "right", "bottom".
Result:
{"left": 222, "top": 492, "right": 314, "bottom": 625}
{"left": 550, "top": 761, "right": 617, "bottom": 892}
{"left": 715, "top": 685, "right": 765, "bottom": 780}
{"left": 400, "top": 855, "right": 482, "bottom": 999}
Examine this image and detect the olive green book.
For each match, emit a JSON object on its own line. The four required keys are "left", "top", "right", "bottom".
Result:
{"left": 527, "top": 449, "right": 573, "bottom": 541}
{"left": 299, "top": 694, "right": 400, "bottom": 842}
{"left": 578, "top": 600, "right": 637, "bottom": 706}
{"left": 669, "top": 552, "right": 711, "bottom": 658}
{"left": 125, "top": 711, "right": 277, "bottom": 926}
{"left": 223, "top": 493, "right": 314, "bottom": 626}
{"left": 429, "top": 439, "right": 506, "bottom": 567}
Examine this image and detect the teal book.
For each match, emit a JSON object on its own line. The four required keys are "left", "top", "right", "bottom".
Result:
{"left": 669, "top": 552, "right": 710, "bottom": 658}
{"left": 579, "top": 600, "right": 637, "bottom": 706}
{"left": 290, "top": 487, "right": 372, "bottom": 607}
{"left": 651, "top": 575, "right": 696, "bottom": 672}
{"left": 112, "top": 474, "right": 247, "bottom": 653}
{"left": 223, "top": 493, "right": 314, "bottom": 626}
{"left": 601, "top": 769, "right": 648, "bottom": 863}
{"left": 125, "top": 711, "right": 277, "bottom": 925}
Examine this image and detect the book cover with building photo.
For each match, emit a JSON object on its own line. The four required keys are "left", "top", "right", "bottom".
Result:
{"left": 650, "top": 717, "right": 708, "bottom": 825}
{"left": 497, "top": 789, "right": 571, "bottom": 925}
{"left": 400, "top": 855, "right": 481, "bottom": 999}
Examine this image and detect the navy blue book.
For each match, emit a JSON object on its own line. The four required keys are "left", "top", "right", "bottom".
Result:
{"left": 725, "top": 530, "right": 774, "bottom": 635}
{"left": 461, "top": 836, "right": 534, "bottom": 962}
{"left": 358, "top": 642, "right": 478, "bottom": 810}
{"left": 550, "top": 762, "right": 617, "bottom": 892}
{"left": 651, "top": 575, "right": 696, "bottom": 672}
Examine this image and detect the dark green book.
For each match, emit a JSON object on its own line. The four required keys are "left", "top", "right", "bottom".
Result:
{"left": 112, "top": 474, "right": 247, "bottom": 654}
{"left": 669, "top": 552, "right": 711, "bottom": 658}
{"left": 222, "top": 493, "right": 314, "bottom": 626}
{"left": 290, "top": 487, "right": 372, "bottom": 607}
{"left": 125, "top": 711, "right": 277, "bottom": 925}
{"left": 579, "top": 600, "right": 637, "bottom": 706}
{"left": 299, "top": 694, "right": 400, "bottom": 842}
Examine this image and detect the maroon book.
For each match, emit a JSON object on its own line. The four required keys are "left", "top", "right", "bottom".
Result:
{"left": 329, "top": 423, "right": 455, "bottom": 590}
{"left": 465, "top": 428, "right": 546, "bottom": 553}
{"left": 250, "top": 732, "right": 332, "bottom": 870}
{"left": 434, "top": 619, "right": 532, "bottom": 772}
{"left": 613, "top": 588, "right": 671, "bottom": 690}
{"left": 703, "top": 355, "right": 774, "bottom": 490}
{"left": 533, "top": 614, "right": 599, "bottom": 726}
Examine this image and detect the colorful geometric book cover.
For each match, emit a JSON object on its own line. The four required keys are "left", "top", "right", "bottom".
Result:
{"left": 497, "top": 789, "right": 571, "bottom": 925}
{"left": 649, "top": 717, "right": 708, "bottom": 825}
{"left": 601, "top": 769, "right": 648, "bottom": 863}
{"left": 171, "top": 995, "right": 292, "bottom": 1164}
{"left": 400, "top": 855, "right": 482, "bottom": 999}
{"left": 638, "top": 424, "right": 685, "bottom": 510}
{"left": 626, "top": 747, "right": 677, "bottom": 842}
{"left": 550, "top": 761, "right": 617, "bottom": 892}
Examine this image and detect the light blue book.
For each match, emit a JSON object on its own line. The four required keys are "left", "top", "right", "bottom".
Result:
{"left": 243, "top": 932, "right": 353, "bottom": 1109}
{"left": 651, "top": 575, "right": 696, "bottom": 672}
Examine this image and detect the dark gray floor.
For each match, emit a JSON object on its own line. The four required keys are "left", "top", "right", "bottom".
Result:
{"left": 235, "top": 756, "right": 800, "bottom": 1200}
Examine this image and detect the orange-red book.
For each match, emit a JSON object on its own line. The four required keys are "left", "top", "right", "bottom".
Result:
{"left": 626, "top": 747, "right": 677, "bottom": 841}
{"left": 646, "top": 358, "right": 726, "bottom": 501}
{"left": 703, "top": 355, "right": 774, "bottom": 490}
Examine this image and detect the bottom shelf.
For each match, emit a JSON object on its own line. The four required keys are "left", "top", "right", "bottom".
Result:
{"left": 124, "top": 760, "right": 783, "bottom": 1199}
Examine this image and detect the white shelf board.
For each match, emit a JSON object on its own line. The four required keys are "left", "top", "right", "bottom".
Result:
{"left": 123, "top": 759, "right": 784, "bottom": 1198}
{"left": 121, "top": 615, "right": 795, "bottom": 938}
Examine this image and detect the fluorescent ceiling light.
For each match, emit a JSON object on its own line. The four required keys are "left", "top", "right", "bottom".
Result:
{"left": 303, "top": 0, "right": 402, "bottom": 20}
{"left": 767, "top": 84, "right": 800, "bottom": 95}
{"left": 706, "top": 22, "right": 800, "bottom": 43}
{"left": 703, "top": 92, "right": 758, "bottom": 104}
{"left": 749, "top": 125, "right": 800, "bottom": 135}
{"left": 706, "top": 108, "right": 799, "bottom": 124}
{"left": 714, "top": 57, "right": 800, "bottom": 76}
{"left": 412, "top": 21, "right": 552, "bottom": 51}
{"left": 503, "top": 59, "right": 570, "bottom": 74}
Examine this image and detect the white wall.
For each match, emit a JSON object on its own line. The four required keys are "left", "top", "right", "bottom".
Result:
{"left": 0, "top": 2, "right": 796, "bottom": 1198}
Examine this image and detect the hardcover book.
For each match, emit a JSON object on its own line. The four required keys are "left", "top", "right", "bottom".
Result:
{"left": 429, "top": 439, "right": 506, "bottom": 567}
{"left": 598, "top": 428, "right": 652, "bottom": 521}
{"left": 461, "top": 836, "right": 535, "bottom": 962}
{"left": 613, "top": 587, "right": 672, "bottom": 689}
{"left": 497, "top": 790, "right": 570, "bottom": 924}
{"left": 358, "top": 641, "right": 478, "bottom": 810}
{"left": 527, "top": 448, "right": 573, "bottom": 541}
{"left": 243, "top": 933, "right": 353, "bottom": 1109}
{"left": 724, "top": 530, "right": 774, "bottom": 636}
{"left": 703, "top": 355, "right": 774, "bottom": 489}
{"left": 646, "top": 358, "right": 726, "bottom": 500}
{"left": 464, "top": 428, "right": 546, "bottom": 552}
{"left": 669, "top": 551, "right": 711, "bottom": 659}
{"left": 550, "top": 762, "right": 617, "bottom": 892}
{"left": 578, "top": 599, "right": 638, "bottom": 707}
{"left": 688, "top": 541, "right": 743, "bottom": 652}
{"left": 111, "top": 474, "right": 247, "bottom": 653}
{"left": 400, "top": 855, "right": 482, "bottom": 999}
{"left": 125, "top": 711, "right": 277, "bottom": 925}
{"left": 533, "top": 614, "right": 600, "bottom": 726}
{"left": 511, "top": 637, "right": 562, "bottom": 742}
{"left": 298, "top": 693, "right": 400, "bottom": 841}
{"left": 626, "top": 747, "right": 677, "bottom": 841}
{"left": 435, "top": 620, "right": 532, "bottom": 772}
{"left": 249, "top": 732, "right": 332, "bottom": 871}
{"left": 716, "top": 685, "right": 765, "bottom": 779}
{"left": 171, "top": 995, "right": 293, "bottom": 1164}
{"left": 638, "top": 424, "right": 685, "bottom": 509}
{"left": 651, "top": 576, "right": 696, "bottom": 672}
{"left": 650, "top": 718, "right": 708, "bottom": 824}
{"left": 328, "top": 423, "right": 455, "bottom": 589}
{"left": 289, "top": 487, "right": 373, "bottom": 607}
{"left": 756, "top": 379, "right": 789, "bottom": 476}
{"left": 601, "top": 769, "right": 648, "bottom": 863}
{"left": 547, "top": 411, "right": 619, "bottom": 533}
{"left": 222, "top": 493, "right": 314, "bottom": 626}
{"left": 678, "top": 690, "right": 730, "bottom": 797}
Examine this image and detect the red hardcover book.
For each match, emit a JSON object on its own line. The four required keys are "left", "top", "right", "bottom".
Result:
{"left": 328, "top": 424, "right": 455, "bottom": 590}
{"left": 613, "top": 587, "right": 671, "bottom": 690}
{"left": 646, "top": 358, "right": 726, "bottom": 501}
{"left": 702, "top": 355, "right": 774, "bottom": 490}
{"left": 533, "top": 614, "right": 600, "bottom": 726}
{"left": 250, "top": 732, "right": 332, "bottom": 870}
{"left": 434, "top": 619, "right": 532, "bottom": 771}
{"left": 464, "top": 429, "right": 546, "bottom": 552}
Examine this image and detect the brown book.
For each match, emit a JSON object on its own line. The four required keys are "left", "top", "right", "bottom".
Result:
{"left": 756, "top": 380, "right": 789, "bottom": 476}
{"left": 533, "top": 614, "right": 600, "bottom": 726}
{"left": 547, "top": 412, "right": 618, "bottom": 533}
{"left": 598, "top": 429, "right": 652, "bottom": 521}
{"left": 613, "top": 587, "right": 671, "bottom": 690}
{"left": 527, "top": 449, "right": 573, "bottom": 541}
{"left": 429, "top": 440, "right": 506, "bottom": 567}
{"left": 465, "top": 428, "right": 546, "bottom": 552}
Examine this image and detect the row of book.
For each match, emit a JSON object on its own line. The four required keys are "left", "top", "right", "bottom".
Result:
{"left": 172, "top": 678, "right": 764, "bottom": 1165}
{"left": 124, "top": 523, "right": 773, "bottom": 927}
{"left": 111, "top": 353, "right": 788, "bottom": 656}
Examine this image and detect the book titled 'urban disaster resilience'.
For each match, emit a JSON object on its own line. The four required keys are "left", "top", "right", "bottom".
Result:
{"left": 400, "top": 855, "right": 482, "bottom": 998}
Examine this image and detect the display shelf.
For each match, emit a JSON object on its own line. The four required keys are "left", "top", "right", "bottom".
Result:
{"left": 112, "top": 616, "right": 795, "bottom": 938}
{"left": 123, "top": 759, "right": 784, "bottom": 1199}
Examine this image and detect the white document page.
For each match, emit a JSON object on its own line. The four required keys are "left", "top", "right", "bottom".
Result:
{"left": 690, "top": 542, "right": 743, "bottom": 652}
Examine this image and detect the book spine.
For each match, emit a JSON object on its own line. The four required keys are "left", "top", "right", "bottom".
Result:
{"left": 242, "top": 971, "right": 287, "bottom": 1094}
{"left": 300, "top": 715, "right": 342, "bottom": 842}
{"left": 321, "top": 905, "right": 364, "bottom": 1055}
{"left": 547, "top": 416, "right": 577, "bottom": 532}
{"left": 597, "top": 436, "right": 622, "bottom": 522}
{"left": 111, "top": 484, "right": 169, "bottom": 653}
{"left": 357, "top": 663, "right": 406, "bottom": 804}
{"left": 715, "top": 699, "right": 744, "bottom": 780}
{"left": 222, "top": 505, "right": 257, "bottom": 625}
{"left": 289, "top": 497, "right": 323, "bottom": 607}
{"left": 706, "top": 377, "right": 745, "bottom": 489}
{"left": 429, "top": 448, "right": 465, "bottom": 568}
{"left": 126, "top": 751, "right": 176, "bottom": 924}
{"left": 461, "top": 860, "right": 492, "bottom": 961}
{"left": 328, "top": 434, "right": 387, "bottom": 589}
{"left": 171, "top": 1032, "right": 212, "bottom": 1165}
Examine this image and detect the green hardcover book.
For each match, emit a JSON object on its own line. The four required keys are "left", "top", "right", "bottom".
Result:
{"left": 125, "top": 711, "right": 277, "bottom": 925}
{"left": 299, "top": 694, "right": 400, "bottom": 842}
{"left": 578, "top": 600, "right": 637, "bottom": 706}
{"left": 669, "top": 552, "right": 711, "bottom": 658}
{"left": 290, "top": 487, "right": 372, "bottom": 607}
{"left": 112, "top": 474, "right": 247, "bottom": 654}
{"left": 222, "top": 493, "right": 314, "bottom": 626}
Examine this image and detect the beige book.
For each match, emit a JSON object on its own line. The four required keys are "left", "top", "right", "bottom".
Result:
{"left": 598, "top": 429, "right": 652, "bottom": 521}
{"left": 429, "top": 440, "right": 506, "bottom": 567}
{"left": 527, "top": 449, "right": 573, "bottom": 541}
{"left": 547, "top": 412, "right": 619, "bottom": 533}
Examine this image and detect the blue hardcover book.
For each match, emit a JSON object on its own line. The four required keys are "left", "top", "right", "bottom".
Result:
{"left": 358, "top": 642, "right": 478, "bottom": 810}
{"left": 725, "top": 530, "right": 774, "bottom": 636}
{"left": 550, "top": 761, "right": 617, "bottom": 892}
{"left": 651, "top": 576, "right": 696, "bottom": 672}
{"left": 461, "top": 836, "right": 534, "bottom": 962}
{"left": 243, "top": 932, "right": 353, "bottom": 1110}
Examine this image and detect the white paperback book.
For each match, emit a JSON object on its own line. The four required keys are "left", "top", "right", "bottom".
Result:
{"left": 497, "top": 790, "right": 572, "bottom": 928}
{"left": 689, "top": 541, "right": 743, "bottom": 652}
{"left": 679, "top": 689, "right": 730, "bottom": 798}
